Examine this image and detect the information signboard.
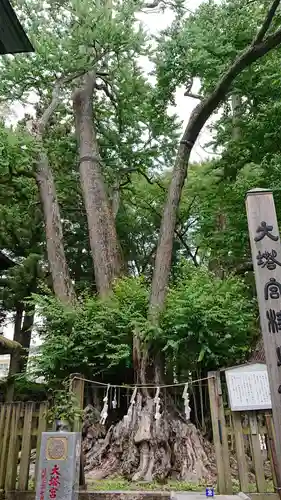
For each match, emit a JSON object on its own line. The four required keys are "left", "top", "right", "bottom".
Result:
{"left": 225, "top": 363, "right": 271, "bottom": 411}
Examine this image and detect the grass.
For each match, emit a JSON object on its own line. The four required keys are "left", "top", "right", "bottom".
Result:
{"left": 86, "top": 478, "right": 210, "bottom": 492}
{"left": 231, "top": 478, "right": 274, "bottom": 494}
{"left": 28, "top": 475, "right": 275, "bottom": 494}
{"left": 86, "top": 477, "right": 275, "bottom": 493}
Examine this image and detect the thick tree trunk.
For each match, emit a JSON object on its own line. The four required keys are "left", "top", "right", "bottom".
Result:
{"left": 73, "top": 73, "right": 123, "bottom": 297}
{"left": 82, "top": 399, "right": 215, "bottom": 482}
{"left": 36, "top": 150, "right": 76, "bottom": 304}
{"left": 149, "top": 144, "right": 192, "bottom": 318}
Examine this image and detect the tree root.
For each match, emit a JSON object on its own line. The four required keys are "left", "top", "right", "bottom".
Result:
{"left": 83, "top": 396, "right": 216, "bottom": 483}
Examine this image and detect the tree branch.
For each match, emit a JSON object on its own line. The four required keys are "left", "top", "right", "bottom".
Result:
{"left": 184, "top": 91, "right": 203, "bottom": 100}
{"left": 37, "top": 86, "right": 60, "bottom": 135}
{"left": 176, "top": 232, "right": 199, "bottom": 266}
{"left": 143, "top": 0, "right": 161, "bottom": 8}
{"left": 140, "top": 171, "right": 166, "bottom": 192}
{"left": 253, "top": 0, "right": 281, "bottom": 43}
{"left": 119, "top": 167, "right": 167, "bottom": 192}
{"left": 95, "top": 81, "right": 115, "bottom": 103}
{"left": 129, "top": 196, "right": 199, "bottom": 266}
{"left": 38, "top": 70, "right": 87, "bottom": 135}
{"left": 120, "top": 174, "right": 131, "bottom": 188}
{"left": 180, "top": 27, "right": 281, "bottom": 150}
{"left": 234, "top": 261, "right": 253, "bottom": 275}
{"left": 149, "top": 0, "right": 281, "bottom": 318}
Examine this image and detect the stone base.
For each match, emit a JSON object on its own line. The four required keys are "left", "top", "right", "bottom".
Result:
{"left": 5, "top": 492, "right": 256, "bottom": 500}
{"left": 6, "top": 492, "right": 170, "bottom": 500}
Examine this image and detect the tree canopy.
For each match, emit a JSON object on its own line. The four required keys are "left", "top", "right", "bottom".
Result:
{"left": 0, "top": 0, "right": 280, "bottom": 397}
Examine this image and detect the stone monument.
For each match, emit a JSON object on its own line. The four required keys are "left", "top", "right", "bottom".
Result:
{"left": 35, "top": 432, "right": 81, "bottom": 500}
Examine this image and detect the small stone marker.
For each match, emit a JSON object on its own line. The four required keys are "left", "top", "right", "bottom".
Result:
{"left": 205, "top": 487, "right": 214, "bottom": 497}
{"left": 35, "top": 432, "right": 81, "bottom": 500}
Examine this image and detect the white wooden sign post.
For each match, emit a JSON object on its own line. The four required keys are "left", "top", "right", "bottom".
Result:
{"left": 246, "top": 188, "right": 281, "bottom": 487}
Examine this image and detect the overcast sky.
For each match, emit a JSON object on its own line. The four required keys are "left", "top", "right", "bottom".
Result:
{"left": 138, "top": 0, "right": 214, "bottom": 162}
{"left": 3, "top": 0, "right": 214, "bottom": 346}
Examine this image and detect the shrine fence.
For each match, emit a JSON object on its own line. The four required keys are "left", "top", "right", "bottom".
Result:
{"left": 0, "top": 377, "right": 84, "bottom": 495}
{"left": 0, "top": 401, "right": 48, "bottom": 493}
{"left": 208, "top": 370, "right": 279, "bottom": 500}
{"left": 1, "top": 372, "right": 279, "bottom": 499}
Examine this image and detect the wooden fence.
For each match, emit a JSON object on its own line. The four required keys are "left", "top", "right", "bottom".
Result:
{"left": 0, "top": 377, "right": 85, "bottom": 494}
{"left": 209, "top": 371, "right": 279, "bottom": 499}
{"left": 2, "top": 373, "right": 278, "bottom": 497}
{"left": 0, "top": 402, "right": 49, "bottom": 492}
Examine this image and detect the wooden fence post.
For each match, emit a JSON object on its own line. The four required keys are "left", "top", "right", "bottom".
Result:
{"left": 5, "top": 402, "right": 21, "bottom": 492}
{"left": 216, "top": 371, "right": 232, "bottom": 494}
{"left": 70, "top": 374, "right": 85, "bottom": 490}
{"left": 208, "top": 371, "right": 226, "bottom": 494}
{"left": 232, "top": 411, "right": 249, "bottom": 492}
{"left": 208, "top": 371, "right": 232, "bottom": 494}
{"left": 19, "top": 402, "right": 34, "bottom": 491}
{"left": 249, "top": 412, "right": 267, "bottom": 493}
{"left": 70, "top": 373, "right": 84, "bottom": 432}
{"left": 35, "top": 402, "right": 48, "bottom": 483}
{"left": 0, "top": 404, "right": 11, "bottom": 489}
{"left": 266, "top": 412, "right": 281, "bottom": 497}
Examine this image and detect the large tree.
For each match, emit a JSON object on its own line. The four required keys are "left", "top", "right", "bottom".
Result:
{"left": 1, "top": 0, "right": 281, "bottom": 483}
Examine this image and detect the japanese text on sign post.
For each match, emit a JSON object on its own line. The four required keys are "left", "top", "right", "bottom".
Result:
{"left": 35, "top": 432, "right": 81, "bottom": 500}
{"left": 246, "top": 189, "right": 281, "bottom": 482}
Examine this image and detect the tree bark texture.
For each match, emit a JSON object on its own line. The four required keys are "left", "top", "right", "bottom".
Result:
{"left": 73, "top": 73, "right": 123, "bottom": 297}
{"left": 82, "top": 399, "right": 215, "bottom": 482}
{"left": 36, "top": 150, "right": 76, "bottom": 304}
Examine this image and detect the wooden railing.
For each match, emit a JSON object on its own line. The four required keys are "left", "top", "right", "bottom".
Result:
{"left": 209, "top": 371, "right": 278, "bottom": 498}
{"left": 0, "top": 377, "right": 85, "bottom": 494}
{"left": 0, "top": 402, "right": 48, "bottom": 492}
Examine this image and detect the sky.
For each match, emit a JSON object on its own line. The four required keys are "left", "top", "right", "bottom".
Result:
{"left": 137, "top": 0, "right": 214, "bottom": 163}
{"left": 3, "top": 0, "right": 214, "bottom": 346}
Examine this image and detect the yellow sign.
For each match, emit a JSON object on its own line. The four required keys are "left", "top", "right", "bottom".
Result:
{"left": 46, "top": 437, "right": 68, "bottom": 461}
